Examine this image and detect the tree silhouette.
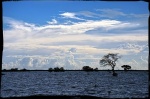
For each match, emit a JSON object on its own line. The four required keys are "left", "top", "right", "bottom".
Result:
{"left": 94, "top": 67, "right": 98, "bottom": 71}
{"left": 82, "top": 66, "right": 93, "bottom": 71}
{"left": 20, "top": 68, "right": 27, "bottom": 71}
{"left": 121, "top": 65, "right": 131, "bottom": 71}
{"left": 50, "top": 67, "right": 65, "bottom": 72}
{"left": 100, "top": 53, "right": 121, "bottom": 76}
{"left": 59, "top": 67, "right": 64, "bottom": 71}
{"left": 48, "top": 68, "right": 53, "bottom": 72}
{"left": 10, "top": 68, "right": 18, "bottom": 71}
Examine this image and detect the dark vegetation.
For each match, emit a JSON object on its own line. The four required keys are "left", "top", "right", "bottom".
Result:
{"left": 100, "top": 53, "right": 121, "bottom": 76}
{"left": 10, "top": 68, "right": 18, "bottom": 71}
{"left": 48, "top": 67, "right": 65, "bottom": 72}
{"left": 121, "top": 65, "right": 131, "bottom": 71}
{"left": 82, "top": 66, "right": 98, "bottom": 71}
{"left": 2, "top": 68, "right": 28, "bottom": 71}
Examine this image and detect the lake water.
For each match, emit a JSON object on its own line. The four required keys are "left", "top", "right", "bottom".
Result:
{"left": 1, "top": 71, "right": 149, "bottom": 98}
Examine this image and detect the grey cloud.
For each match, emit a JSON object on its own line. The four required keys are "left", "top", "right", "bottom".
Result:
{"left": 69, "top": 48, "right": 77, "bottom": 53}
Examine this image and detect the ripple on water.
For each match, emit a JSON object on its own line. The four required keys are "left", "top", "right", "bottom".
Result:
{"left": 1, "top": 71, "right": 148, "bottom": 98}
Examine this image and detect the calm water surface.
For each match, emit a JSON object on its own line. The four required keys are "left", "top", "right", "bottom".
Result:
{"left": 1, "top": 71, "right": 149, "bottom": 98}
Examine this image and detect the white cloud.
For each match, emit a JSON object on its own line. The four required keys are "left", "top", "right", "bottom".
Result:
{"left": 3, "top": 38, "right": 148, "bottom": 70}
{"left": 60, "top": 12, "right": 85, "bottom": 20}
{"left": 3, "top": 14, "right": 148, "bottom": 70}
{"left": 47, "top": 19, "right": 58, "bottom": 24}
{"left": 4, "top": 16, "right": 146, "bottom": 37}
{"left": 3, "top": 47, "right": 148, "bottom": 70}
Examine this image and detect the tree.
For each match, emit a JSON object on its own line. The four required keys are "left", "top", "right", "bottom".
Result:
{"left": 82, "top": 66, "right": 93, "bottom": 71}
{"left": 94, "top": 67, "right": 98, "bottom": 71}
{"left": 48, "top": 68, "right": 53, "bottom": 72}
{"left": 54, "top": 67, "right": 60, "bottom": 72}
{"left": 100, "top": 53, "right": 121, "bottom": 76}
{"left": 60, "top": 67, "right": 64, "bottom": 71}
{"left": 10, "top": 68, "right": 18, "bottom": 71}
{"left": 121, "top": 65, "right": 131, "bottom": 71}
{"left": 53, "top": 67, "right": 65, "bottom": 72}
{"left": 20, "top": 68, "right": 27, "bottom": 71}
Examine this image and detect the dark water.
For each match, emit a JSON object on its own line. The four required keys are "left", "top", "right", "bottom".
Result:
{"left": 1, "top": 71, "right": 149, "bottom": 98}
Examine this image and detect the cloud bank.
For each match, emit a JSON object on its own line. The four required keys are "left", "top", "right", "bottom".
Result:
{"left": 3, "top": 9, "right": 148, "bottom": 70}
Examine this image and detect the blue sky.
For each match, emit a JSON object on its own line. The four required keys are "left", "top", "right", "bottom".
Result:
{"left": 3, "top": 1, "right": 148, "bottom": 26}
{"left": 2, "top": 1, "right": 149, "bottom": 70}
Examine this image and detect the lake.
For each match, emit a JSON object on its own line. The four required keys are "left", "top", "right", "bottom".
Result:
{"left": 1, "top": 71, "right": 149, "bottom": 98}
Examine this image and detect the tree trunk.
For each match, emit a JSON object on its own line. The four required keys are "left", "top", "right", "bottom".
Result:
{"left": 112, "top": 67, "right": 117, "bottom": 76}
{"left": 112, "top": 67, "right": 115, "bottom": 73}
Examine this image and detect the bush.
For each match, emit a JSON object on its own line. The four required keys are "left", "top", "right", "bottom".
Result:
{"left": 82, "top": 66, "right": 93, "bottom": 71}
{"left": 48, "top": 67, "right": 64, "bottom": 72}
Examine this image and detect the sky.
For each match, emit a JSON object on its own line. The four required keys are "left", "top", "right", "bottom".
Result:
{"left": 2, "top": 1, "right": 149, "bottom": 70}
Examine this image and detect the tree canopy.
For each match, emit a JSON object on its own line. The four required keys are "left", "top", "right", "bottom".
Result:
{"left": 100, "top": 53, "right": 121, "bottom": 68}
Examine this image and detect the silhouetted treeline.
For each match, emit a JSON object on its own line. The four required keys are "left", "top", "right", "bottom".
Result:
{"left": 48, "top": 67, "right": 65, "bottom": 72}
{"left": 10, "top": 68, "right": 18, "bottom": 71}
{"left": 2, "top": 68, "right": 28, "bottom": 71}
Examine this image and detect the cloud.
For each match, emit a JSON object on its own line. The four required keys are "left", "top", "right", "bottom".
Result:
{"left": 96, "top": 9, "right": 126, "bottom": 18}
{"left": 60, "top": 12, "right": 85, "bottom": 20}
{"left": 117, "top": 43, "right": 145, "bottom": 52}
{"left": 4, "top": 16, "right": 146, "bottom": 37}
{"left": 3, "top": 17, "right": 148, "bottom": 58}
{"left": 140, "top": 56, "right": 148, "bottom": 63}
{"left": 3, "top": 9, "right": 148, "bottom": 70}
{"left": 60, "top": 9, "right": 125, "bottom": 19}
{"left": 69, "top": 48, "right": 77, "bottom": 53}
{"left": 47, "top": 19, "right": 58, "bottom": 24}
{"left": 4, "top": 43, "right": 148, "bottom": 69}
{"left": 77, "top": 11, "right": 99, "bottom": 18}
{"left": 59, "top": 9, "right": 148, "bottom": 20}
{"left": 128, "top": 14, "right": 149, "bottom": 18}
{"left": 3, "top": 46, "right": 148, "bottom": 70}
{"left": 95, "top": 9, "right": 149, "bottom": 19}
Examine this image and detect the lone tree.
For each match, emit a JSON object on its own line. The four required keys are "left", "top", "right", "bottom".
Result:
{"left": 100, "top": 53, "right": 121, "bottom": 76}
{"left": 121, "top": 65, "right": 131, "bottom": 71}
